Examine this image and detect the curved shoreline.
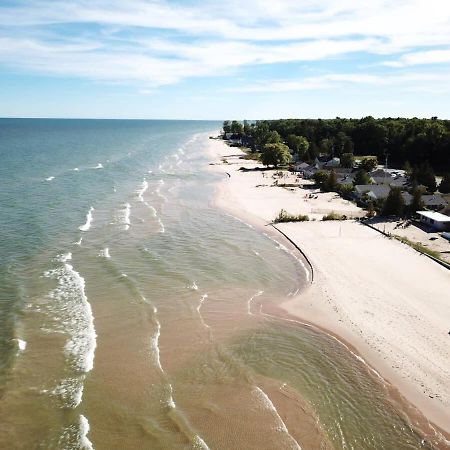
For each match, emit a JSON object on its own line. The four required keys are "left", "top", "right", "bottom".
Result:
{"left": 206, "top": 136, "right": 450, "bottom": 446}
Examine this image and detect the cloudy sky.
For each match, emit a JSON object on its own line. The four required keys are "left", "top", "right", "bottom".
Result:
{"left": 1, "top": 0, "right": 450, "bottom": 119}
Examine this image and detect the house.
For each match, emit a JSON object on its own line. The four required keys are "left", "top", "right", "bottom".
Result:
{"left": 337, "top": 174, "right": 354, "bottom": 187}
{"left": 323, "top": 157, "right": 341, "bottom": 168}
{"left": 421, "top": 194, "right": 448, "bottom": 211}
{"left": 354, "top": 184, "right": 391, "bottom": 202}
{"left": 417, "top": 211, "right": 450, "bottom": 231}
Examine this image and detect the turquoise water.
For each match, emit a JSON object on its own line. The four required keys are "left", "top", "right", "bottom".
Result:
{"left": 0, "top": 119, "right": 444, "bottom": 449}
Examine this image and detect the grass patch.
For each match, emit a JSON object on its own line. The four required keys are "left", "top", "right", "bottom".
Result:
{"left": 274, "top": 209, "right": 309, "bottom": 223}
{"left": 393, "top": 235, "right": 444, "bottom": 261}
{"left": 322, "top": 212, "right": 347, "bottom": 221}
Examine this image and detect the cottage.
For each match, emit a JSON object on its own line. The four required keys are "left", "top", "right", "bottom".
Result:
{"left": 417, "top": 211, "right": 450, "bottom": 231}
{"left": 421, "top": 194, "right": 448, "bottom": 211}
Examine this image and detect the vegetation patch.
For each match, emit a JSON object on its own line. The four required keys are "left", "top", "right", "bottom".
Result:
{"left": 274, "top": 209, "right": 309, "bottom": 223}
{"left": 322, "top": 212, "right": 347, "bottom": 221}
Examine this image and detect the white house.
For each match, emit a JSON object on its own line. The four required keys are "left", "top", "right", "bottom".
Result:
{"left": 417, "top": 211, "right": 450, "bottom": 231}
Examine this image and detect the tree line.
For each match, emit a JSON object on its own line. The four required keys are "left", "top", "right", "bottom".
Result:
{"left": 223, "top": 117, "right": 450, "bottom": 172}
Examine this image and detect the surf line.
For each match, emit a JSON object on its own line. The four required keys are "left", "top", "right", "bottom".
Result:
{"left": 247, "top": 290, "right": 264, "bottom": 316}
{"left": 253, "top": 386, "right": 302, "bottom": 450}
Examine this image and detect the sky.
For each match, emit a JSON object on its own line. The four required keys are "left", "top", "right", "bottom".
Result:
{"left": 1, "top": 0, "right": 450, "bottom": 119}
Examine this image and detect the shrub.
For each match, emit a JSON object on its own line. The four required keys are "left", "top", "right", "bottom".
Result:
{"left": 274, "top": 209, "right": 309, "bottom": 223}
{"left": 322, "top": 212, "right": 347, "bottom": 221}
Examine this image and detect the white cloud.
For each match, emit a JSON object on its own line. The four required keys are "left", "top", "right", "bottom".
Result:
{"left": 0, "top": 0, "right": 449, "bottom": 90}
{"left": 231, "top": 72, "right": 450, "bottom": 93}
{"left": 383, "top": 49, "right": 450, "bottom": 67}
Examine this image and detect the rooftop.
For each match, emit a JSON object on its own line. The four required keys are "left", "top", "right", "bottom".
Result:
{"left": 417, "top": 211, "right": 450, "bottom": 222}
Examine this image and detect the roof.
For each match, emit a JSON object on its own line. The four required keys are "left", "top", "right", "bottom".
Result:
{"left": 417, "top": 211, "right": 450, "bottom": 222}
{"left": 422, "top": 194, "right": 447, "bottom": 207}
{"left": 355, "top": 184, "right": 390, "bottom": 198}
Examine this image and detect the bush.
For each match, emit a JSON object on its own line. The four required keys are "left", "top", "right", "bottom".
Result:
{"left": 274, "top": 209, "right": 309, "bottom": 223}
{"left": 322, "top": 212, "right": 347, "bottom": 221}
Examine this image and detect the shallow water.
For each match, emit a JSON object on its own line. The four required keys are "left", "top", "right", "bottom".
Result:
{"left": 0, "top": 119, "right": 445, "bottom": 449}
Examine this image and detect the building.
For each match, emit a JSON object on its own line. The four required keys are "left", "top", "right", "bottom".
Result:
{"left": 421, "top": 194, "right": 448, "bottom": 211}
{"left": 417, "top": 211, "right": 450, "bottom": 231}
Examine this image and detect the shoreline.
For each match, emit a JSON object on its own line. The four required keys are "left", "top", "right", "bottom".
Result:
{"left": 206, "top": 136, "right": 450, "bottom": 444}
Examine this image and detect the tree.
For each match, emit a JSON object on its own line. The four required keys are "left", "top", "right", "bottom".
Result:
{"left": 260, "top": 143, "right": 291, "bottom": 168}
{"left": 417, "top": 162, "right": 437, "bottom": 192}
{"left": 353, "top": 169, "right": 371, "bottom": 185}
{"left": 324, "top": 170, "right": 338, "bottom": 192}
{"left": 359, "top": 156, "right": 378, "bottom": 172}
{"left": 223, "top": 120, "right": 231, "bottom": 134}
{"left": 243, "top": 120, "right": 251, "bottom": 135}
{"left": 382, "top": 187, "right": 405, "bottom": 216}
{"left": 439, "top": 173, "right": 450, "bottom": 193}
{"left": 266, "top": 130, "right": 281, "bottom": 144}
{"left": 409, "top": 188, "right": 424, "bottom": 214}
{"left": 286, "top": 135, "right": 309, "bottom": 158}
{"left": 341, "top": 153, "right": 355, "bottom": 169}
{"left": 230, "top": 120, "right": 244, "bottom": 135}
{"left": 313, "top": 170, "right": 329, "bottom": 186}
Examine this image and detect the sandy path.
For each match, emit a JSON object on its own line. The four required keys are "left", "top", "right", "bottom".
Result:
{"left": 207, "top": 138, "right": 450, "bottom": 437}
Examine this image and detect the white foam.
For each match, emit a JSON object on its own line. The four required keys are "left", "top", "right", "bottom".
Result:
{"left": 158, "top": 218, "right": 165, "bottom": 233}
{"left": 45, "top": 176, "right": 55, "bottom": 181}
{"left": 45, "top": 261, "right": 97, "bottom": 375}
{"left": 79, "top": 207, "right": 94, "bottom": 232}
{"left": 122, "top": 203, "right": 131, "bottom": 230}
{"left": 57, "top": 252, "right": 72, "bottom": 263}
{"left": 15, "top": 338, "right": 27, "bottom": 351}
{"left": 197, "top": 294, "right": 210, "bottom": 329}
{"left": 137, "top": 179, "right": 149, "bottom": 202}
{"left": 247, "top": 290, "right": 264, "bottom": 316}
{"left": 99, "top": 248, "right": 110, "bottom": 258}
{"left": 253, "top": 386, "right": 302, "bottom": 449}
{"left": 151, "top": 317, "right": 163, "bottom": 372}
{"left": 79, "top": 415, "right": 94, "bottom": 450}
{"left": 188, "top": 281, "right": 198, "bottom": 291}
{"left": 192, "top": 435, "right": 210, "bottom": 450}
{"left": 167, "top": 383, "right": 176, "bottom": 409}
{"left": 73, "top": 167, "right": 79, "bottom": 171}
{"left": 53, "top": 377, "right": 84, "bottom": 408}
{"left": 94, "top": 163, "right": 103, "bottom": 169}
{"left": 74, "top": 237, "right": 83, "bottom": 246}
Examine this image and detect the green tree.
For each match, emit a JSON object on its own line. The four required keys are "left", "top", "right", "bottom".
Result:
{"left": 359, "top": 156, "right": 378, "bottom": 172}
{"left": 260, "top": 143, "right": 291, "bottom": 168}
{"left": 266, "top": 130, "right": 282, "bottom": 144}
{"left": 439, "top": 173, "right": 450, "bottom": 193}
{"left": 243, "top": 120, "right": 251, "bottom": 135}
{"left": 313, "top": 170, "right": 329, "bottom": 186}
{"left": 230, "top": 120, "right": 244, "bottom": 135}
{"left": 286, "top": 135, "right": 309, "bottom": 159}
{"left": 417, "top": 162, "right": 437, "bottom": 192}
{"left": 324, "top": 170, "right": 338, "bottom": 192}
{"left": 382, "top": 187, "right": 405, "bottom": 216}
{"left": 341, "top": 153, "right": 355, "bottom": 168}
{"left": 353, "top": 169, "right": 371, "bottom": 185}
{"left": 409, "top": 188, "right": 424, "bottom": 214}
{"left": 223, "top": 120, "right": 231, "bottom": 134}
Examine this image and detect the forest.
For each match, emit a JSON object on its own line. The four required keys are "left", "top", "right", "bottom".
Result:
{"left": 223, "top": 117, "right": 450, "bottom": 172}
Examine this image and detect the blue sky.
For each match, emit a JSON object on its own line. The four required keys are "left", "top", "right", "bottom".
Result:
{"left": 1, "top": 0, "right": 450, "bottom": 119}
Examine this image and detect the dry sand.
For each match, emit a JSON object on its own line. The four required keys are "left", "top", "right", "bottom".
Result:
{"left": 207, "top": 138, "right": 450, "bottom": 437}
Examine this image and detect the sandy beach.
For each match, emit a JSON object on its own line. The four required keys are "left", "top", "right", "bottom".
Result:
{"left": 208, "top": 137, "right": 450, "bottom": 440}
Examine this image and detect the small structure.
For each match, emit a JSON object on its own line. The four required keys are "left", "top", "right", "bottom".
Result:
{"left": 417, "top": 211, "right": 450, "bottom": 231}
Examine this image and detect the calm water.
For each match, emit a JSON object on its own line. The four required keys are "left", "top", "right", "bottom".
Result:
{"left": 0, "top": 119, "right": 445, "bottom": 449}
